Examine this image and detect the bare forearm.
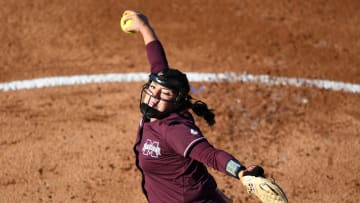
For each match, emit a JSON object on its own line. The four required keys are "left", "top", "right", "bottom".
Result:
{"left": 139, "top": 24, "right": 158, "bottom": 45}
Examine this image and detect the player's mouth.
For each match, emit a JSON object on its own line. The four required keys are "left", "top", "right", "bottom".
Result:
{"left": 148, "top": 100, "right": 159, "bottom": 108}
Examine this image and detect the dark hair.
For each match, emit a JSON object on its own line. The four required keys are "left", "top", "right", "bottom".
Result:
{"left": 190, "top": 100, "right": 215, "bottom": 126}
{"left": 182, "top": 95, "right": 215, "bottom": 126}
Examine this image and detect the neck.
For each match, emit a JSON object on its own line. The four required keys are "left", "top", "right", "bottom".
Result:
{"left": 150, "top": 118, "right": 158, "bottom": 122}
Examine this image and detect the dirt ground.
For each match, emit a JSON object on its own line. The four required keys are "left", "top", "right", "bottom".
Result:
{"left": 1, "top": 0, "right": 360, "bottom": 202}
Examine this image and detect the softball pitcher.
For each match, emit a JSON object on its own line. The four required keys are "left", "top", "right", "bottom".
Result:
{"left": 121, "top": 10, "right": 282, "bottom": 203}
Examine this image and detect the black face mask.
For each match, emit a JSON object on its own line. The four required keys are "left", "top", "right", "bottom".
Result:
{"left": 139, "top": 72, "right": 190, "bottom": 119}
{"left": 139, "top": 103, "right": 165, "bottom": 119}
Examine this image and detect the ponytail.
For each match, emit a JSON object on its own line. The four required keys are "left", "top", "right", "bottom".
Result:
{"left": 190, "top": 100, "right": 215, "bottom": 126}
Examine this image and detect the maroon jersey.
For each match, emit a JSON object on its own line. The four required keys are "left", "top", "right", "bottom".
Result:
{"left": 133, "top": 40, "right": 239, "bottom": 202}
{"left": 135, "top": 112, "right": 230, "bottom": 202}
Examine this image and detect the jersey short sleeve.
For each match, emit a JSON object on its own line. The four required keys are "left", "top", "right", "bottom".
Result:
{"left": 165, "top": 123, "right": 206, "bottom": 157}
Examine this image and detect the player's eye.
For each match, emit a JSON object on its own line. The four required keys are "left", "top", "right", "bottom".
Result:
{"left": 162, "top": 92, "right": 171, "bottom": 96}
{"left": 149, "top": 84, "right": 156, "bottom": 89}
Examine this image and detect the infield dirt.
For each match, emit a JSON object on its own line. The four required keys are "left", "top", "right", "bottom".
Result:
{"left": 1, "top": 1, "right": 360, "bottom": 202}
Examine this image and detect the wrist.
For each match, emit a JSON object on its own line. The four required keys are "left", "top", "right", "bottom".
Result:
{"left": 138, "top": 23, "right": 150, "bottom": 33}
{"left": 226, "top": 160, "right": 246, "bottom": 179}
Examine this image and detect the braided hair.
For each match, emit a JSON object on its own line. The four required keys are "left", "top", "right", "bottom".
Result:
{"left": 188, "top": 99, "right": 215, "bottom": 126}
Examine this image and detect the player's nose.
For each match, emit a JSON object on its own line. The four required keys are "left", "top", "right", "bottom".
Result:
{"left": 150, "top": 88, "right": 161, "bottom": 100}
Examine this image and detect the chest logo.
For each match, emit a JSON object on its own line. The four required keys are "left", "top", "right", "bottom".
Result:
{"left": 142, "top": 139, "right": 161, "bottom": 158}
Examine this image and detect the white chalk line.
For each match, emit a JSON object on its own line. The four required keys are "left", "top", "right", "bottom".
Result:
{"left": 0, "top": 72, "right": 359, "bottom": 94}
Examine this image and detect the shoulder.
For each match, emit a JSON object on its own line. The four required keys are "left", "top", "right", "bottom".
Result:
{"left": 160, "top": 112, "right": 203, "bottom": 138}
{"left": 161, "top": 111, "right": 195, "bottom": 127}
{"left": 158, "top": 112, "right": 205, "bottom": 156}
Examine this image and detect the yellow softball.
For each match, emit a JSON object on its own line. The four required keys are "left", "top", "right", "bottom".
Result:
{"left": 120, "top": 13, "right": 135, "bottom": 34}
